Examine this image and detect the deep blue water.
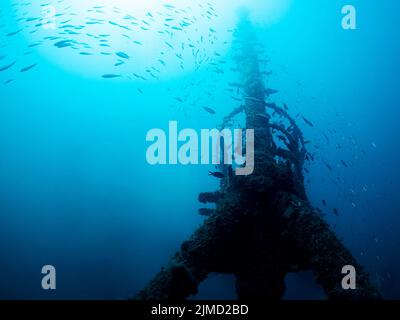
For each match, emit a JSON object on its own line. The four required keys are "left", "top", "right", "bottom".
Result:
{"left": 0, "top": 0, "right": 399, "bottom": 299}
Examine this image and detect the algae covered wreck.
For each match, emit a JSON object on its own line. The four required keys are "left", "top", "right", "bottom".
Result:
{"left": 137, "top": 11, "right": 381, "bottom": 300}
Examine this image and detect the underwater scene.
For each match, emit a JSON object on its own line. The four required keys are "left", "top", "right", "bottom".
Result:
{"left": 0, "top": 0, "right": 399, "bottom": 301}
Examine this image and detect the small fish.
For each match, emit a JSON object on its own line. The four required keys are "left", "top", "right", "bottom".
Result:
{"left": 265, "top": 88, "right": 279, "bottom": 96}
{"left": 203, "top": 106, "right": 216, "bottom": 114}
{"left": 341, "top": 160, "right": 348, "bottom": 167}
{"left": 54, "top": 40, "right": 74, "bottom": 48}
{"left": 102, "top": 74, "right": 121, "bottom": 78}
{"left": 283, "top": 103, "right": 289, "bottom": 111}
{"left": 26, "top": 17, "right": 39, "bottom": 22}
{"left": 116, "top": 51, "right": 129, "bottom": 59}
{"left": 165, "top": 41, "right": 174, "bottom": 49}
{"left": 209, "top": 171, "right": 224, "bottom": 179}
{"left": 322, "top": 200, "right": 326, "bottom": 206}
{"left": 302, "top": 116, "right": 314, "bottom": 127}
{"left": 20, "top": 63, "right": 37, "bottom": 72}
{"left": 0, "top": 61, "right": 16, "bottom": 72}
{"left": 333, "top": 208, "right": 339, "bottom": 216}
{"left": 304, "top": 168, "right": 310, "bottom": 174}
{"left": 7, "top": 29, "right": 23, "bottom": 37}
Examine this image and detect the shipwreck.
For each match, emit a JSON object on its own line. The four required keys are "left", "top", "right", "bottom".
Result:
{"left": 136, "top": 12, "right": 381, "bottom": 300}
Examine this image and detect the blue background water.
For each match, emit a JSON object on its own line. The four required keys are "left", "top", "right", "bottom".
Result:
{"left": 0, "top": 0, "right": 399, "bottom": 299}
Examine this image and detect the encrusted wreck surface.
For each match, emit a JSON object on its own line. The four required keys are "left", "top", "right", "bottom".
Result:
{"left": 136, "top": 13, "right": 381, "bottom": 300}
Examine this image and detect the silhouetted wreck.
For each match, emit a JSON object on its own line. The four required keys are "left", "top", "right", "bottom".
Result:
{"left": 136, "top": 12, "right": 381, "bottom": 300}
